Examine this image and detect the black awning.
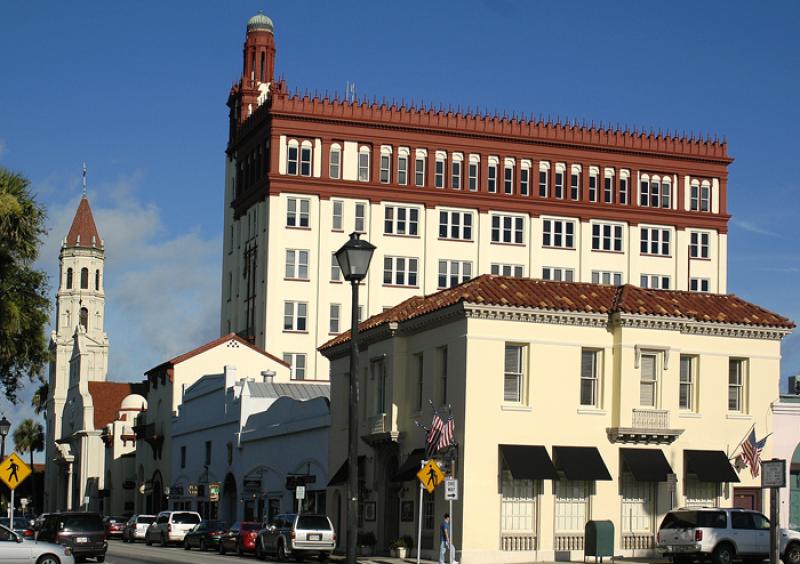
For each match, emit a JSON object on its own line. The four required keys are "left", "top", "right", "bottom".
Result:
{"left": 685, "top": 450, "right": 740, "bottom": 483}
{"left": 500, "top": 445, "right": 558, "bottom": 480}
{"left": 620, "top": 448, "right": 674, "bottom": 482}
{"left": 327, "top": 456, "right": 366, "bottom": 486}
{"left": 552, "top": 446, "right": 612, "bottom": 481}
{"left": 392, "top": 449, "right": 426, "bottom": 482}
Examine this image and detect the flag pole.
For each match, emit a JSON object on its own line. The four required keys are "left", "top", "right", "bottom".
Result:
{"left": 729, "top": 422, "right": 756, "bottom": 459}
{"left": 416, "top": 460, "right": 425, "bottom": 564}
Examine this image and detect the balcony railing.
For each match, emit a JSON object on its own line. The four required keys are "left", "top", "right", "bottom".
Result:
{"left": 631, "top": 409, "right": 670, "bottom": 429}
{"left": 554, "top": 533, "right": 584, "bottom": 552}
{"left": 362, "top": 412, "right": 398, "bottom": 444}
{"left": 500, "top": 533, "right": 536, "bottom": 551}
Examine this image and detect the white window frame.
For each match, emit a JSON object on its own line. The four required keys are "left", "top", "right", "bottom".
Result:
{"left": 504, "top": 344, "right": 525, "bottom": 404}
{"left": 679, "top": 355, "right": 696, "bottom": 411}
{"left": 639, "top": 352, "right": 659, "bottom": 408}
{"left": 728, "top": 358, "right": 746, "bottom": 413}
{"left": 437, "top": 260, "right": 472, "bottom": 289}
{"left": 640, "top": 274, "right": 670, "bottom": 290}
{"left": 434, "top": 151, "right": 446, "bottom": 189}
{"left": 354, "top": 202, "right": 366, "bottom": 233}
{"left": 591, "top": 271, "right": 622, "bottom": 285}
{"left": 554, "top": 163, "right": 566, "bottom": 199}
{"left": 287, "top": 197, "right": 310, "bottom": 228}
{"left": 539, "top": 162, "right": 550, "bottom": 198}
{"left": 379, "top": 147, "right": 392, "bottom": 184}
{"left": 397, "top": 148, "right": 409, "bottom": 185}
{"left": 451, "top": 153, "right": 463, "bottom": 189}
{"left": 572, "top": 164, "right": 583, "bottom": 201}
{"left": 330, "top": 253, "right": 342, "bottom": 282}
{"left": 504, "top": 158, "right": 515, "bottom": 195}
{"left": 438, "top": 210, "right": 473, "bottom": 241}
{"left": 520, "top": 160, "right": 531, "bottom": 196}
{"left": 690, "top": 277, "right": 710, "bottom": 293}
{"left": 358, "top": 146, "right": 371, "bottom": 182}
{"left": 500, "top": 470, "right": 537, "bottom": 535}
{"left": 287, "top": 139, "right": 299, "bottom": 175}
{"left": 329, "top": 303, "right": 341, "bottom": 334}
{"left": 299, "top": 141, "right": 312, "bottom": 177}
{"left": 620, "top": 473, "right": 654, "bottom": 534}
{"left": 690, "top": 231, "right": 710, "bottom": 259}
{"left": 542, "top": 267, "right": 574, "bottom": 282}
{"left": 329, "top": 143, "right": 342, "bottom": 179}
{"left": 619, "top": 170, "right": 630, "bottom": 205}
{"left": 283, "top": 353, "right": 307, "bottom": 380}
{"left": 491, "top": 214, "right": 525, "bottom": 244}
{"left": 591, "top": 222, "right": 624, "bottom": 252}
{"left": 467, "top": 154, "right": 479, "bottom": 191}
{"left": 542, "top": 218, "right": 576, "bottom": 249}
{"left": 603, "top": 168, "right": 615, "bottom": 204}
{"left": 283, "top": 301, "right": 308, "bottom": 332}
{"left": 580, "top": 349, "right": 600, "bottom": 407}
{"left": 415, "top": 149, "right": 427, "bottom": 187}
{"left": 639, "top": 226, "right": 671, "bottom": 256}
{"left": 285, "top": 249, "right": 309, "bottom": 280}
{"left": 554, "top": 479, "right": 589, "bottom": 533}
{"left": 383, "top": 256, "right": 419, "bottom": 287}
{"left": 491, "top": 263, "right": 524, "bottom": 277}
{"left": 384, "top": 205, "right": 420, "bottom": 236}
{"left": 488, "top": 156, "right": 499, "bottom": 193}
{"left": 332, "top": 200, "right": 344, "bottom": 231}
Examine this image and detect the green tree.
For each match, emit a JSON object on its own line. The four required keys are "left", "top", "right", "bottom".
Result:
{"left": 12, "top": 418, "right": 44, "bottom": 512}
{"left": 0, "top": 167, "right": 49, "bottom": 402}
{"left": 31, "top": 381, "right": 48, "bottom": 415}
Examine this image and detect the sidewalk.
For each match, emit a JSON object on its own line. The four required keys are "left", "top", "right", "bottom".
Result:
{"left": 330, "top": 556, "right": 669, "bottom": 564}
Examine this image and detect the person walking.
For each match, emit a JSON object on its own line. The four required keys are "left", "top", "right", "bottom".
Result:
{"left": 439, "top": 513, "right": 451, "bottom": 564}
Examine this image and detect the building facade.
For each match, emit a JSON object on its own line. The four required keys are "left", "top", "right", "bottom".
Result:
{"left": 221, "top": 11, "right": 732, "bottom": 382}
{"left": 770, "top": 381, "right": 800, "bottom": 529}
{"left": 320, "top": 275, "right": 793, "bottom": 563}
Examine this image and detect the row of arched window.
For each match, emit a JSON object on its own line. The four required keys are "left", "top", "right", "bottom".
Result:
{"left": 61, "top": 306, "right": 91, "bottom": 330}
{"left": 65, "top": 267, "right": 101, "bottom": 291}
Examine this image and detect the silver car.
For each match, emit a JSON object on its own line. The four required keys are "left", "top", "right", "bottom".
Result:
{"left": 255, "top": 513, "right": 335, "bottom": 562}
{"left": 0, "top": 523, "right": 76, "bottom": 564}
{"left": 122, "top": 514, "right": 155, "bottom": 543}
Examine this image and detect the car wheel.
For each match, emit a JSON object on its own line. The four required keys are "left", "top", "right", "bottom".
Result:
{"left": 784, "top": 543, "right": 800, "bottom": 564}
{"left": 277, "top": 541, "right": 288, "bottom": 562}
{"left": 255, "top": 540, "right": 265, "bottom": 561}
{"left": 318, "top": 554, "right": 329, "bottom": 563}
{"left": 200, "top": 539, "right": 207, "bottom": 551}
{"left": 184, "top": 539, "right": 191, "bottom": 550}
{"left": 713, "top": 543, "right": 735, "bottom": 564}
{"left": 161, "top": 533, "right": 168, "bottom": 547}
{"left": 146, "top": 534, "right": 152, "bottom": 546}
{"left": 35, "top": 555, "right": 61, "bottom": 564}
{"left": 96, "top": 556, "right": 105, "bottom": 563}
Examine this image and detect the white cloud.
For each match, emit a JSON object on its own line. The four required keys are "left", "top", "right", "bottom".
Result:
{"left": 731, "top": 218, "right": 780, "bottom": 237}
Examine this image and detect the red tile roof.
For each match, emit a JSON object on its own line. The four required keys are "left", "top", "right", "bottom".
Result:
{"left": 87, "top": 381, "right": 146, "bottom": 430}
{"left": 145, "top": 333, "right": 290, "bottom": 376}
{"left": 320, "top": 275, "right": 794, "bottom": 351}
{"left": 66, "top": 196, "right": 102, "bottom": 248}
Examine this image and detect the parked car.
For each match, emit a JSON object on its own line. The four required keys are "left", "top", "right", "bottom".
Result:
{"left": 35, "top": 512, "right": 107, "bottom": 563}
{"left": 0, "top": 516, "right": 35, "bottom": 539}
{"left": 255, "top": 513, "right": 335, "bottom": 562}
{"left": 0, "top": 522, "right": 76, "bottom": 564}
{"left": 121, "top": 514, "right": 155, "bottom": 543}
{"left": 218, "top": 521, "right": 260, "bottom": 555}
{"left": 145, "top": 510, "right": 201, "bottom": 546}
{"left": 657, "top": 507, "right": 800, "bottom": 564}
{"left": 102, "top": 516, "right": 127, "bottom": 539}
{"left": 182, "top": 519, "right": 228, "bottom": 551}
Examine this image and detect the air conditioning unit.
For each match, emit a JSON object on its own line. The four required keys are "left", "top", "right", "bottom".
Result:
{"left": 788, "top": 375, "right": 800, "bottom": 395}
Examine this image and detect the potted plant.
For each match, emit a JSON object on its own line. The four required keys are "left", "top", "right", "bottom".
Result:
{"left": 390, "top": 535, "right": 413, "bottom": 558}
{"left": 358, "top": 530, "right": 376, "bottom": 556}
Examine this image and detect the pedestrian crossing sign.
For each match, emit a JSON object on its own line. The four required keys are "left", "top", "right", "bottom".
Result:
{"left": 416, "top": 459, "right": 444, "bottom": 494}
{"left": 0, "top": 453, "right": 31, "bottom": 490}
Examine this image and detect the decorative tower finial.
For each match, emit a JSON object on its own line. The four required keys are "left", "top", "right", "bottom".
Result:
{"left": 82, "top": 162, "right": 87, "bottom": 197}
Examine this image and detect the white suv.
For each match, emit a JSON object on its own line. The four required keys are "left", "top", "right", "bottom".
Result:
{"left": 145, "top": 511, "right": 201, "bottom": 546}
{"left": 657, "top": 507, "right": 800, "bottom": 564}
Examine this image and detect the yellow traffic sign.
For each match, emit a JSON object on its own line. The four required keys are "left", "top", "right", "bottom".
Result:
{"left": 0, "top": 453, "right": 31, "bottom": 490}
{"left": 417, "top": 459, "right": 444, "bottom": 494}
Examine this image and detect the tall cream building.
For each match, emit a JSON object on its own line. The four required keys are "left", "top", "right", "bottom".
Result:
{"left": 220, "top": 12, "right": 731, "bottom": 382}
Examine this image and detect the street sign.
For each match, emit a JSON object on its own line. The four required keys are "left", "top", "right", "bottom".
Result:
{"left": 444, "top": 478, "right": 458, "bottom": 501}
{"left": 0, "top": 453, "right": 31, "bottom": 490}
{"left": 295, "top": 485, "right": 306, "bottom": 500}
{"left": 20, "top": 498, "right": 28, "bottom": 509}
{"left": 209, "top": 482, "right": 220, "bottom": 502}
{"left": 762, "top": 459, "right": 786, "bottom": 488}
{"left": 188, "top": 483, "right": 198, "bottom": 496}
{"left": 417, "top": 460, "right": 444, "bottom": 494}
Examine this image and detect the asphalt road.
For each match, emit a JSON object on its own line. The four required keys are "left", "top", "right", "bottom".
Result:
{"left": 105, "top": 540, "right": 259, "bottom": 564}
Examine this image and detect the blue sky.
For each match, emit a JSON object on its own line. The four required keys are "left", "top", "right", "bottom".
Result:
{"left": 1, "top": 1, "right": 798, "bottom": 446}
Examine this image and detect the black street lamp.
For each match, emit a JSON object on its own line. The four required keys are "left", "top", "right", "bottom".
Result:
{"left": 0, "top": 416, "right": 10, "bottom": 459}
{"left": 335, "top": 232, "right": 375, "bottom": 564}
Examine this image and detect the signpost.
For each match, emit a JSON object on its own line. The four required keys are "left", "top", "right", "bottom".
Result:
{"left": 415, "top": 460, "right": 446, "bottom": 564}
{"left": 761, "top": 459, "right": 786, "bottom": 564}
{"left": 209, "top": 482, "right": 220, "bottom": 503}
{"left": 0, "top": 453, "right": 31, "bottom": 529}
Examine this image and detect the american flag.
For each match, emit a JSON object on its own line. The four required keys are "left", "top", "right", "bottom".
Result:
{"left": 437, "top": 408, "right": 455, "bottom": 451}
{"left": 741, "top": 428, "right": 767, "bottom": 479}
{"left": 425, "top": 410, "right": 445, "bottom": 459}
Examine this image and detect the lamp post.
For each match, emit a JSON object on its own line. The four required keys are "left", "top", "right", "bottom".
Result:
{"left": 0, "top": 416, "right": 10, "bottom": 459}
{"left": 335, "top": 232, "right": 375, "bottom": 564}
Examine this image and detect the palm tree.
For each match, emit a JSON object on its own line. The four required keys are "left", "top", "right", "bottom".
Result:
{"left": 13, "top": 419, "right": 43, "bottom": 512}
{"left": 31, "top": 381, "right": 48, "bottom": 415}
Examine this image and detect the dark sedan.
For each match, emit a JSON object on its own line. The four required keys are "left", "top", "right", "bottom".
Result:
{"left": 218, "top": 521, "right": 261, "bottom": 555}
{"left": 103, "top": 515, "right": 128, "bottom": 539}
{"left": 182, "top": 519, "right": 229, "bottom": 551}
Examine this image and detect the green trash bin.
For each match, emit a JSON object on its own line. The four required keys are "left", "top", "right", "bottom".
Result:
{"left": 584, "top": 520, "right": 614, "bottom": 562}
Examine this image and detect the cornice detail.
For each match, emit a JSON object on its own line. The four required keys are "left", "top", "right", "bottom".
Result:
{"left": 463, "top": 304, "right": 608, "bottom": 328}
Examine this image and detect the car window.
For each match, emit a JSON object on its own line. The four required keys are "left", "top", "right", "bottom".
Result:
{"left": 297, "top": 515, "right": 332, "bottom": 530}
{"left": 241, "top": 523, "right": 261, "bottom": 531}
{"left": 660, "top": 511, "right": 727, "bottom": 529}
{"left": 59, "top": 514, "right": 104, "bottom": 532}
{"left": 0, "top": 525, "right": 15, "bottom": 542}
{"left": 732, "top": 512, "right": 753, "bottom": 529}
{"left": 172, "top": 513, "right": 201, "bottom": 525}
{"left": 752, "top": 513, "right": 770, "bottom": 530}
{"left": 157, "top": 515, "right": 168, "bottom": 524}
{"left": 138, "top": 516, "right": 155, "bottom": 524}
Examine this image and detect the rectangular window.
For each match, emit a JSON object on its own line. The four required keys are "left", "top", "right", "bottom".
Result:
{"left": 591, "top": 271, "right": 622, "bottom": 285}
{"left": 330, "top": 253, "right": 342, "bottom": 282}
{"left": 701, "top": 185, "right": 710, "bottom": 211}
{"left": 542, "top": 267, "right": 574, "bottom": 282}
{"left": 358, "top": 151, "right": 370, "bottom": 182}
{"left": 468, "top": 162, "right": 478, "bottom": 191}
{"left": 573, "top": 172, "right": 583, "bottom": 201}
{"left": 488, "top": 162, "right": 498, "bottom": 193}
{"left": 397, "top": 155, "right": 408, "bottom": 185}
{"left": 555, "top": 479, "right": 588, "bottom": 533}
{"left": 379, "top": 154, "right": 391, "bottom": 183}
{"left": 542, "top": 219, "right": 576, "bottom": 249}
{"left": 690, "top": 231, "right": 710, "bottom": 259}
{"left": 415, "top": 156, "right": 426, "bottom": 187}
{"left": 639, "top": 179, "right": 649, "bottom": 206}
{"left": 329, "top": 147, "right": 341, "bottom": 179}
{"left": 640, "top": 227, "right": 671, "bottom": 256}
{"left": 491, "top": 264, "right": 524, "bottom": 277}
{"left": 439, "top": 346, "right": 448, "bottom": 405}
{"left": 283, "top": 353, "right": 307, "bottom": 380}
{"left": 621, "top": 474, "right": 654, "bottom": 534}
{"left": 332, "top": 200, "right": 343, "bottom": 231}
{"left": 501, "top": 471, "right": 537, "bottom": 534}
{"left": 451, "top": 160, "right": 462, "bottom": 189}
{"left": 690, "top": 278, "right": 710, "bottom": 293}
{"left": 205, "top": 441, "right": 212, "bottom": 465}
{"left": 639, "top": 353, "right": 658, "bottom": 407}
{"left": 286, "top": 198, "right": 310, "bottom": 228}
{"left": 329, "top": 303, "right": 340, "bottom": 333}
{"left": 435, "top": 157, "right": 445, "bottom": 188}
{"left": 384, "top": 206, "right": 420, "bottom": 236}
{"left": 437, "top": 260, "right": 472, "bottom": 289}
{"left": 680, "top": 355, "right": 696, "bottom": 411}
{"left": 554, "top": 170, "right": 564, "bottom": 199}
{"left": 640, "top": 274, "right": 670, "bottom": 290}
{"left": 491, "top": 215, "right": 524, "bottom": 244}
{"left": 300, "top": 146, "right": 312, "bottom": 176}
{"left": 580, "top": 349, "right": 600, "bottom": 407}
{"left": 415, "top": 354, "right": 424, "bottom": 412}
{"left": 504, "top": 344, "right": 524, "bottom": 403}
{"left": 539, "top": 169, "right": 549, "bottom": 197}
{"left": 619, "top": 176, "right": 628, "bottom": 205}
{"left": 650, "top": 178, "right": 660, "bottom": 208}
{"left": 373, "top": 358, "right": 387, "bottom": 414}
{"left": 504, "top": 165, "right": 514, "bottom": 194}
{"left": 285, "top": 249, "right": 309, "bottom": 280}
{"left": 383, "top": 256, "right": 419, "bottom": 287}
{"left": 180, "top": 446, "right": 186, "bottom": 469}
{"left": 287, "top": 144, "right": 298, "bottom": 175}
{"left": 603, "top": 175, "right": 614, "bottom": 203}
{"left": 520, "top": 167, "right": 530, "bottom": 196}
{"left": 354, "top": 202, "right": 366, "bottom": 233}
{"left": 591, "top": 223, "right": 623, "bottom": 252}
{"left": 684, "top": 475, "right": 719, "bottom": 507}
{"left": 661, "top": 179, "right": 672, "bottom": 208}
{"left": 728, "top": 359, "right": 745, "bottom": 412}
{"left": 283, "top": 301, "right": 308, "bottom": 331}
{"left": 439, "top": 210, "right": 473, "bottom": 240}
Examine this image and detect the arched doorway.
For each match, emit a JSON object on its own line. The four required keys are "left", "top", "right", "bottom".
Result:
{"left": 790, "top": 443, "right": 800, "bottom": 530}
{"left": 151, "top": 470, "right": 165, "bottom": 514}
{"left": 223, "top": 473, "right": 237, "bottom": 523}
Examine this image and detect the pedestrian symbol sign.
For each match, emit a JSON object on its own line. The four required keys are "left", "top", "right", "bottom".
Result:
{"left": 0, "top": 453, "right": 31, "bottom": 490}
{"left": 416, "top": 459, "right": 444, "bottom": 494}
